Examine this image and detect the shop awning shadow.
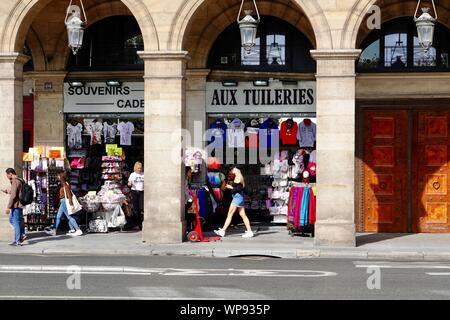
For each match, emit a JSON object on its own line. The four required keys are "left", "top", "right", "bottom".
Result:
{"left": 356, "top": 233, "right": 413, "bottom": 246}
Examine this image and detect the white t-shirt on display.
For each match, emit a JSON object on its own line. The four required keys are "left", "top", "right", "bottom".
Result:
{"left": 227, "top": 118, "right": 245, "bottom": 148}
{"left": 118, "top": 121, "right": 135, "bottom": 146}
{"left": 67, "top": 123, "right": 83, "bottom": 149}
{"left": 86, "top": 121, "right": 103, "bottom": 145}
{"left": 103, "top": 122, "right": 118, "bottom": 144}
{"left": 128, "top": 172, "right": 144, "bottom": 191}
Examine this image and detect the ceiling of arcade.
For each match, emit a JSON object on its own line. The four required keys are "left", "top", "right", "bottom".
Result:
{"left": 182, "top": 0, "right": 315, "bottom": 69}
{"left": 23, "top": 0, "right": 132, "bottom": 71}
{"left": 356, "top": 0, "right": 450, "bottom": 48}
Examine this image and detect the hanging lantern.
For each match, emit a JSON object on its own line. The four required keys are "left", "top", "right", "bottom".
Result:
{"left": 414, "top": 0, "right": 438, "bottom": 54}
{"left": 65, "top": 0, "right": 88, "bottom": 55}
{"left": 237, "top": 0, "right": 260, "bottom": 53}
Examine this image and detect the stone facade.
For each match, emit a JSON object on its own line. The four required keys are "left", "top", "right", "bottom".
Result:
{"left": 0, "top": 0, "right": 446, "bottom": 245}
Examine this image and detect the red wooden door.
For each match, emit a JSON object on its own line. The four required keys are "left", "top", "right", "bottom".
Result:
{"left": 363, "top": 111, "right": 408, "bottom": 232}
{"left": 413, "top": 112, "right": 450, "bottom": 233}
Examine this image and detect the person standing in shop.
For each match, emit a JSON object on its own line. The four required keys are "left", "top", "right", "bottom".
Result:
{"left": 2, "top": 168, "right": 26, "bottom": 246}
{"left": 128, "top": 161, "right": 144, "bottom": 230}
{"left": 45, "top": 171, "right": 83, "bottom": 237}
{"left": 214, "top": 167, "right": 254, "bottom": 238}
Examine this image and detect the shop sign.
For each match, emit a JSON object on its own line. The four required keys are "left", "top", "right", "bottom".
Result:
{"left": 64, "top": 82, "right": 144, "bottom": 113}
{"left": 206, "top": 81, "right": 316, "bottom": 113}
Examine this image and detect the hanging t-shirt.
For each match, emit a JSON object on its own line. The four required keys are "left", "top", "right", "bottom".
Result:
{"left": 297, "top": 120, "right": 316, "bottom": 148}
{"left": 227, "top": 118, "right": 245, "bottom": 148}
{"left": 86, "top": 121, "right": 103, "bottom": 145}
{"left": 245, "top": 119, "right": 260, "bottom": 148}
{"left": 309, "top": 150, "right": 317, "bottom": 164}
{"left": 67, "top": 123, "right": 83, "bottom": 149}
{"left": 259, "top": 118, "right": 279, "bottom": 149}
{"left": 128, "top": 172, "right": 144, "bottom": 191}
{"left": 103, "top": 122, "right": 118, "bottom": 144}
{"left": 208, "top": 119, "right": 227, "bottom": 145}
{"left": 280, "top": 119, "right": 298, "bottom": 145}
{"left": 118, "top": 121, "right": 135, "bottom": 146}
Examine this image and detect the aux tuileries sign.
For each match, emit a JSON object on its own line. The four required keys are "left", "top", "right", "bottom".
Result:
{"left": 206, "top": 81, "right": 316, "bottom": 113}
{"left": 64, "top": 82, "right": 144, "bottom": 113}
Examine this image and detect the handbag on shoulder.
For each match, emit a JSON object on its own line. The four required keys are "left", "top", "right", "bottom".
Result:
{"left": 63, "top": 183, "right": 82, "bottom": 215}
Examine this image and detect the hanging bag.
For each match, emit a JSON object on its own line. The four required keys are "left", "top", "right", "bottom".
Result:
{"left": 63, "top": 183, "right": 82, "bottom": 215}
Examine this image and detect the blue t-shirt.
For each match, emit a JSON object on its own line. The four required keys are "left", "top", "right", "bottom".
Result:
{"left": 208, "top": 119, "right": 227, "bottom": 145}
{"left": 259, "top": 118, "right": 279, "bottom": 149}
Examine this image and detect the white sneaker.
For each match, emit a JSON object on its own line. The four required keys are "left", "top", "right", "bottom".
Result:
{"left": 70, "top": 229, "right": 83, "bottom": 237}
{"left": 214, "top": 228, "right": 225, "bottom": 237}
{"left": 242, "top": 231, "right": 254, "bottom": 238}
{"left": 45, "top": 228, "right": 56, "bottom": 236}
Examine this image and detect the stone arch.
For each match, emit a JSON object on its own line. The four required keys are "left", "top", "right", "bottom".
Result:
{"left": 343, "top": 0, "right": 450, "bottom": 49}
{"left": 0, "top": 0, "right": 159, "bottom": 54}
{"left": 168, "top": 0, "right": 332, "bottom": 56}
{"left": 25, "top": 28, "right": 46, "bottom": 71}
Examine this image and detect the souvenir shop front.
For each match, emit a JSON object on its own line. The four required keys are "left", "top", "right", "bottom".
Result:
{"left": 187, "top": 80, "right": 318, "bottom": 236}
{"left": 22, "top": 81, "right": 144, "bottom": 232}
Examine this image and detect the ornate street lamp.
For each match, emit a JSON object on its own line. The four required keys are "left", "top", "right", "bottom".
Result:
{"left": 237, "top": 0, "right": 260, "bottom": 54}
{"left": 65, "top": 0, "right": 88, "bottom": 55}
{"left": 414, "top": 0, "right": 438, "bottom": 54}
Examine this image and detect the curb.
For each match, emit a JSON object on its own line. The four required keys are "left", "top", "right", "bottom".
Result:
{"left": 2, "top": 245, "right": 450, "bottom": 261}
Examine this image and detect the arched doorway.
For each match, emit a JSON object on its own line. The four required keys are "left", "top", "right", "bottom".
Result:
{"left": 0, "top": 0, "right": 158, "bottom": 242}
{"left": 180, "top": 0, "right": 320, "bottom": 239}
{"left": 356, "top": 13, "right": 450, "bottom": 234}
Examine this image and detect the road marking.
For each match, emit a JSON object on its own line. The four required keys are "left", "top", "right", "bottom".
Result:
{"left": 0, "top": 295, "right": 214, "bottom": 300}
{"left": 426, "top": 273, "right": 450, "bottom": 276}
{"left": 128, "top": 287, "right": 270, "bottom": 300}
{"left": 0, "top": 265, "right": 337, "bottom": 278}
{"left": 354, "top": 262, "right": 450, "bottom": 269}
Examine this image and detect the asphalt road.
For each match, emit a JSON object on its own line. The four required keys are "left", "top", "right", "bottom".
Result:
{"left": 0, "top": 254, "right": 449, "bottom": 300}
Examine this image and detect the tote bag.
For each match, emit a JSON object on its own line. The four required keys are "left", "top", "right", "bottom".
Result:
{"left": 64, "top": 183, "right": 83, "bottom": 215}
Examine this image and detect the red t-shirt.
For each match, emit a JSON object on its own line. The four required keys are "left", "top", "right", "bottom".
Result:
{"left": 280, "top": 120, "right": 298, "bottom": 145}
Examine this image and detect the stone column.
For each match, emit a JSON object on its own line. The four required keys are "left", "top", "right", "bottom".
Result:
{"left": 0, "top": 53, "right": 28, "bottom": 242}
{"left": 310, "top": 49, "right": 361, "bottom": 247}
{"left": 25, "top": 72, "right": 67, "bottom": 148}
{"left": 138, "top": 51, "right": 188, "bottom": 244}
{"left": 186, "top": 69, "right": 210, "bottom": 184}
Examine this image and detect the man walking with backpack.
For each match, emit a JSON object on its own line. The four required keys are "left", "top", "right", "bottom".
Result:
{"left": 2, "top": 168, "right": 27, "bottom": 246}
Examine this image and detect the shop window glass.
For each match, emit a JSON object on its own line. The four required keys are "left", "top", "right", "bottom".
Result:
{"left": 67, "top": 16, "right": 144, "bottom": 71}
{"left": 208, "top": 16, "right": 315, "bottom": 72}
{"left": 413, "top": 37, "right": 437, "bottom": 67}
{"left": 359, "top": 39, "right": 380, "bottom": 68}
{"left": 358, "top": 17, "right": 450, "bottom": 72}
{"left": 266, "top": 34, "right": 286, "bottom": 66}
{"left": 241, "top": 37, "right": 261, "bottom": 66}
{"left": 385, "top": 33, "right": 408, "bottom": 68}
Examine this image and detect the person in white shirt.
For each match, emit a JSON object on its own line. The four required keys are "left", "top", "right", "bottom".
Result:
{"left": 128, "top": 161, "right": 144, "bottom": 230}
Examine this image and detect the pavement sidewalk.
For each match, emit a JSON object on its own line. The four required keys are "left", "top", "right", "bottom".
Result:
{"left": 1, "top": 225, "right": 450, "bottom": 261}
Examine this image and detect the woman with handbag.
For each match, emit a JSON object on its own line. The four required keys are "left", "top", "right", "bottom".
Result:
{"left": 214, "top": 167, "right": 254, "bottom": 238}
{"left": 45, "top": 171, "right": 83, "bottom": 237}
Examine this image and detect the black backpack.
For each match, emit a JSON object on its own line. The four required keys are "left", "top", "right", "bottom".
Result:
{"left": 18, "top": 178, "right": 34, "bottom": 206}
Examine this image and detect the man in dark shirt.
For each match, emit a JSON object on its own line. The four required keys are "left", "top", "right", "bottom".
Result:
{"left": 2, "top": 168, "right": 26, "bottom": 246}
